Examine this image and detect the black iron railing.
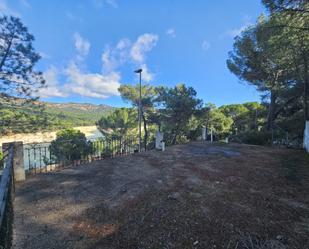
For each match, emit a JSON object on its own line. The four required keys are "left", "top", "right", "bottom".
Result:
{"left": 0, "top": 145, "right": 14, "bottom": 249}
{"left": 24, "top": 137, "right": 155, "bottom": 174}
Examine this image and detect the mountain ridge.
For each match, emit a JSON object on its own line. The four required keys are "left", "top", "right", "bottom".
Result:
{"left": 0, "top": 97, "right": 115, "bottom": 134}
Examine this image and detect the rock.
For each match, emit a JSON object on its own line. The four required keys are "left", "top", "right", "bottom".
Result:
{"left": 120, "top": 188, "right": 127, "bottom": 194}
{"left": 168, "top": 192, "right": 181, "bottom": 201}
{"left": 189, "top": 192, "right": 203, "bottom": 198}
{"left": 193, "top": 241, "right": 199, "bottom": 246}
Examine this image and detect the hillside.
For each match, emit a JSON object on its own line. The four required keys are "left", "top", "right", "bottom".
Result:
{"left": 0, "top": 97, "right": 115, "bottom": 135}
{"left": 44, "top": 102, "right": 114, "bottom": 124}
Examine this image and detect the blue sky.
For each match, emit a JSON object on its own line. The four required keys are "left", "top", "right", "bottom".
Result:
{"left": 1, "top": 0, "right": 265, "bottom": 107}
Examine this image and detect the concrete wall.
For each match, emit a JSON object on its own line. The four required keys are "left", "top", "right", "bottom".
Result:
{"left": 304, "top": 121, "right": 309, "bottom": 152}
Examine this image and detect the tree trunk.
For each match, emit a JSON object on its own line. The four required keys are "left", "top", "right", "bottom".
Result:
{"left": 142, "top": 112, "right": 148, "bottom": 151}
{"left": 267, "top": 90, "right": 277, "bottom": 131}
{"left": 0, "top": 36, "right": 14, "bottom": 72}
{"left": 172, "top": 133, "right": 177, "bottom": 145}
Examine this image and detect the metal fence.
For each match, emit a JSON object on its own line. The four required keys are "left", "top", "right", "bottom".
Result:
{"left": 23, "top": 137, "right": 155, "bottom": 174}
{"left": 0, "top": 145, "right": 14, "bottom": 249}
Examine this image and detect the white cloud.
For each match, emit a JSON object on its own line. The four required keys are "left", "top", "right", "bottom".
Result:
{"left": 0, "top": 0, "right": 20, "bottom": 16}
{"left": 74, "top": 32, "right": 90, "bottom": 58}
{"left": 92, "top": 0, "right": 103, "bottom": 8}
{"left": 39, "top": 51, "right": 50, "bottom": 59}
{"left": 0, "top": 0, "right": 8, "bottom": 11}
{"left": 105, "top": 0, "right": 118, "bottom": 8}
{"left": 140, "top": 64, "right": 153, "bottom": 82}
{"left": 39, "top": 67, "right": 67, "bottom": 98}
{"left": 93, "top": 0, "right": 118, "bottom": 8}
{"left": 63, "top": 62, "right": 120, "bottom": 99}
{"left": 40, "top": 63, "right": 122, "bottom": 99}
{"left": 102, "top": 38, "right": 131, "bottom": 73}
{"left": 66, "top": 12, "right": 74, "bottom": 20}
{"left": 101, "top": 47, "right": 115, "bottom": 73}
{"left": 166, "top": 28, "right": 176, "bottom": 38}
{"left": 101, "top": 34, "right": 158, "bottom": 82}
{"left": 40, "top": 32, "right": 158, "bottom": 100}
{"left": 130, "top": 33, "right": 158, "bottom": 63}
{"left": 66, "top": 12, "right": 83, "bottom": 23}
{"left": 19, "top": 0, "right": 31, "bottom": 8}
{"left": 202, "top": 40, "right": 210, "bottom": 51}
{"left": 116, "top": 38, "right": 131, "bottom": 50}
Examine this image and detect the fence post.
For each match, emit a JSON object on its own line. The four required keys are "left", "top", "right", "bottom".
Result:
{"left": 155, "top": 131, "right": 164, "bottom": 150}
{"left": 202, "top": 127, "right": 206, "bottom": 141}
{"left": 2, "top": 142, "right": 25, "bottom": 182}
{"left": 304, "top": 120, "right": 309, "bottom": 152}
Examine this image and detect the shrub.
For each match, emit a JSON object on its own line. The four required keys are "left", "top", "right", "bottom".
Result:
{"left": 230, "top": 130, "right": 271, "bottom": 145}
{"left": 50, "top": 128, "right": 93, "bottom": 162}
{"left": 186, "top": 129, "right": 201, "bottom": 141}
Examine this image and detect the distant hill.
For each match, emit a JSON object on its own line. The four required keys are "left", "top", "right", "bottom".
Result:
{"left": 44, "top": 102, "right": 114, "bottom": 124}
{"left": 0, "top": 97, "right": 115, "bottom": 134}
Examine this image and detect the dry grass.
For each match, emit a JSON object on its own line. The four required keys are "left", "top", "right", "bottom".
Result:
{"left": 13, "top": 142, "right": 309, "bottom": 249}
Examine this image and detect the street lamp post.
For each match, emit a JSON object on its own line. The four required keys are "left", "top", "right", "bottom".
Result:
{"left": 134, "top": 68, "right": 142, "bottom": 152}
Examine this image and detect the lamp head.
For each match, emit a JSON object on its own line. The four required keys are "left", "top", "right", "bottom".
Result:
{"left": 134, "top": 69, "right": 142, "bottom": 73}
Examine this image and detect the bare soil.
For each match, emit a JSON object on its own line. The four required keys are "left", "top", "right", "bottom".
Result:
{"left": 12, "top": 142, "right": 309, "bottom": 249}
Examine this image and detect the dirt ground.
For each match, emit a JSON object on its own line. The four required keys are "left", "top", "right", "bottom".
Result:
{"left": 12, "top": 142, "right": 309, "bottom": 249}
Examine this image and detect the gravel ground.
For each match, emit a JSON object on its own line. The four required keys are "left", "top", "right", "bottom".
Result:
{"left": 12, "top": 142, "right": 309, "bottom": 249}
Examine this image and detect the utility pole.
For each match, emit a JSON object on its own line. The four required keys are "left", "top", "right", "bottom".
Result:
{"left": 134, "top": 69, "right": 142, "bottom": 152}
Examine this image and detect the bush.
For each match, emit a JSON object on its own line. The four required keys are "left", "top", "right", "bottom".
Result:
{"left": 230, "top": 130, "right": 271, "bottom": 145}
{"left": 186, "top": 129, "right": 201, "bottom": 141}
{"left": 50, "top": 128, "right": 93, "bottom": 162}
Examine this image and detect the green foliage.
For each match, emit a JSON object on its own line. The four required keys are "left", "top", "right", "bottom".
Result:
{"left": 49, "top": 129, "right": 93, "bottom": 162}
{"left": 118, "top": 84, "right": 158, "bottom": 149}
{"left": 262, "top": 0, "right": 308, "bottom": 15}
{"left": 227, "top": 4, "right": 309, "bottom": 143}
{"left": 219, "top": 102, "right": 266, "bottom": 133}
{"left": 44, "top": 102, "right": 113, "bottom": 126}
{"left": 0, "top": 15, "right": 45, "bottom": 98}
{"left": 116, "top": 81, "right": 271, "bottom": 146}
{"left": 97, "top": 108, "right": 137, "bottom": 139}
{"left": 118, "top": 84, "right": 157, "bottom": 109}
{"left": 201, "top": 104, "right": 233, "bottom": 135}
{"left": 0, "top": 100, "right": 113, "bottom": 135}
{"left": 158, "top": 84, "right": 203, "bottom": 144}
{"left": 0, "top": 15, "right": 47, "bottom": 134}
{"left": 230, "top": 130, "right": 272, "bottom": 145}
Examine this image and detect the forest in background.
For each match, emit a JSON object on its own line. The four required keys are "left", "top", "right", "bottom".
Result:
{"left": 0, "top": 0, "right": 308, "bottom": 148}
